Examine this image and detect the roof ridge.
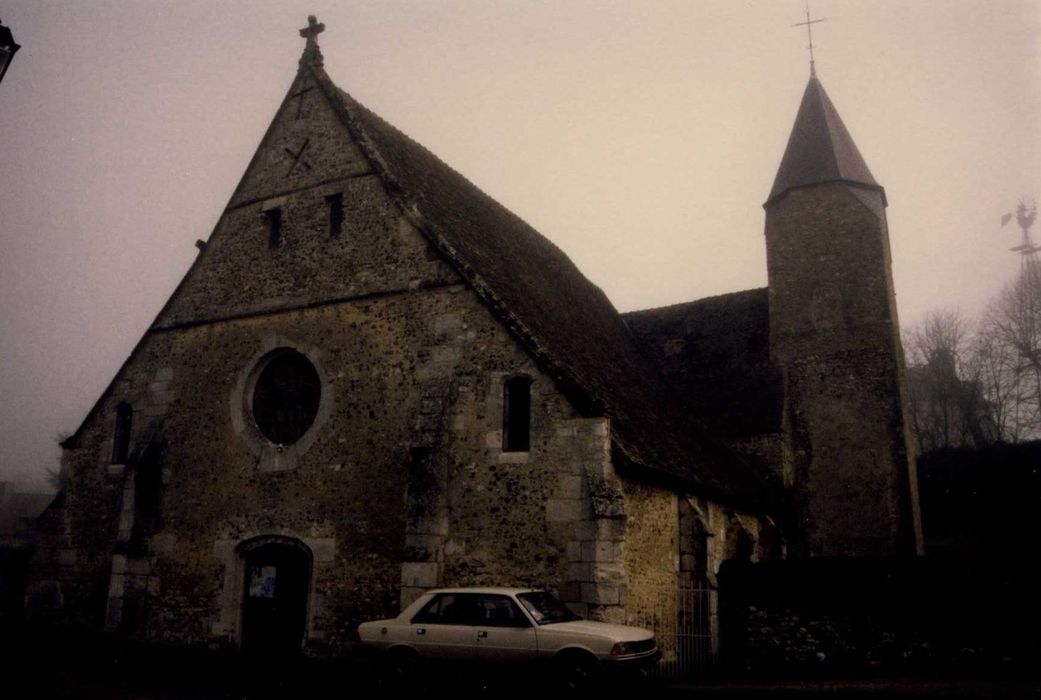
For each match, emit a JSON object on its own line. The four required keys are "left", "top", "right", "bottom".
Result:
{"left": 814, "top": 77, "right": 843, "bottom": 179}
{"left": 321, "top": 80, "right": 588, "bottom": 279}
{"left": 623, "top": 287, "right": 769, "bottom": 317}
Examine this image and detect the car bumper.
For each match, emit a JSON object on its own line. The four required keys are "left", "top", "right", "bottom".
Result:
{"left": 601, "top": 648, "right": 662, "bottom": 673}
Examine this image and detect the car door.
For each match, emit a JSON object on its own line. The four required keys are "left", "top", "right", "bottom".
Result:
{"left": 408, "top": 593, "right": 479, "bottom": 661}
{"left": 473, "top": 594, "right": 538, "bottom": 665}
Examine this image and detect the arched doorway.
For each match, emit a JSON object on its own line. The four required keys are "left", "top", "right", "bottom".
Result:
{"left": 239, "top": 537, "right": 312, "bottom": 656}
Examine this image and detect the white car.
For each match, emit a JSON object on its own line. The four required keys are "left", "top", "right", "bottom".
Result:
{"left": 357, "top": 587, "right": 660, "bottom": 689}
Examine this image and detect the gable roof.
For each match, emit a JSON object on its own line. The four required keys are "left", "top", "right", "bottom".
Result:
{"left": 768, "top": 75, "right": 884, "bottom": 205}
{"left": 0, "top": 483, "right": 54, "bottom": 538}
{"left": 304, "top": 58, "right": 774, "bottom": 506}
{"left": 623, "top": 289, "right": 783, "bottom": 440}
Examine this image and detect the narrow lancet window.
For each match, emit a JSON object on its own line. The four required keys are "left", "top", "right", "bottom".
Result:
{"left": 265, "top": 208, "right": 283, "bottom": 248}
{"left": 326, "top": 193, "right": 344, "bottom": 237}
{"left": 502, "top": 376, "right": 532, "bottom": 452}
{"left": 112, "top": 402, "right": 132, "bottom": 464}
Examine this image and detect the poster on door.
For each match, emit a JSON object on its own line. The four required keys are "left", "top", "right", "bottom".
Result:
{"left": 248, "top": 565, "right": 277, "bottom": 598}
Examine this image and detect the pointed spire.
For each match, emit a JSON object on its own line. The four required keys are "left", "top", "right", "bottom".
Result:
{"left": 767, "top": 75, "right": 883, "bottom": 205}
{"left": 299, "top": 15, "right": 325, "bottom": 67}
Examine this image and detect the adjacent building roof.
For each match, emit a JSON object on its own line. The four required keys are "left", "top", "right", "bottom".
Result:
{"left": 0, "top": 482, "right": 54, "bottom": 544}
{"left": 305, "top": 56, "right": 774, "bottom": 506}
{"left": 624, "top": 289, "right": 783, "bottom": 440}
{"left": 767, "top": 75, "right": 884, "bottom": 205}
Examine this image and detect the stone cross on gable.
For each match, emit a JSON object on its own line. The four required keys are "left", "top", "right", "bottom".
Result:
{"left": 299, "top": 15, "right": 325, "bottom": 66}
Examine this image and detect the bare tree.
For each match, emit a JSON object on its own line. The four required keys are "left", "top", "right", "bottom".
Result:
{"left": 907, "top": 199, "right": 1041, "bottom": 448}
{"left": 981, "top": 261, "right": 1041, "bottom": 439}
{"left": 981, "top": 199, "right": 1041, "bottom": 440}
{"left": 969, "top": 325, "right": 1032, "bottom": 443}
{"left": 904, "top": 310, "right": 989, "bottom": 451}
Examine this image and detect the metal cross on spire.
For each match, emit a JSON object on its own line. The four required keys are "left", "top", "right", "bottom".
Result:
{"left": 299, "top": 15, "right": 325, "bottom": 66}
{"left": 792, "top": 1, "right": 826, "bottom": 77}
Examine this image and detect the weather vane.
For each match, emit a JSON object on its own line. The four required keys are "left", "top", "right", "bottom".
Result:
{"left": 1003, "top": 197, "right": 1040, "bottom": 264}
{"left": 792, "top": 1, "right": 826, "bottom": 77}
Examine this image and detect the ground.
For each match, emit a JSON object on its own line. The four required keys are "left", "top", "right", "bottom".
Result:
{"left": 4, "top": 626, "right": 1037, "bottom": 699}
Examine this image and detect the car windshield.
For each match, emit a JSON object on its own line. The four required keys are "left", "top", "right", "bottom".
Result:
{"left": 516, "top": 591, "right": 583, "bottom": 625}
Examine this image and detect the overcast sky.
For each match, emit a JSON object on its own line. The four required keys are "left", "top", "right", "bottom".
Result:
{"left": 1, "top": 0, "right": 1039, "bottom": 489}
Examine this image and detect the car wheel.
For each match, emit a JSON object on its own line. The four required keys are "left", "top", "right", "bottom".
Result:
{"left": 384, "top": 647, "right": 420, "bottom": 688}
{"left": 555, "top": 651, "right": 600, "bottom": 692}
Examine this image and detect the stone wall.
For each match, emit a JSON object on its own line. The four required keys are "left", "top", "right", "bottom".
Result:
{"left": 765, "top": 183, "right": 921, "bottom": 558}
{"left": 620, "top": 478, "right": 677, "bottom": 657}
{"left": 618, "top": 479, "right": 773, "bottom": 666}
{"left": 622, "top": 479, "right": 677, "bottom": 596}
{"left": 34, "top": 264, "right": 622, "bottom": 651}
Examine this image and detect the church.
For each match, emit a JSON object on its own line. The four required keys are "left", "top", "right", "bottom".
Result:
{"left": 26, "top": 17, "right": 921, "bottom": 659}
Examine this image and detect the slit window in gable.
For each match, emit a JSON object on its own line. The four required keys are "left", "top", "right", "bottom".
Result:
{"left": 112, "top": 402, "right": 133, "bottom": 464}
{"left": 265, "top": 208, "right": 283, "bottom": 248}
{"left": 326, "top": 193, "right": 344, "bottom": 237}
{"left": 502, "top": 376, "right": 532, "bottom": 452}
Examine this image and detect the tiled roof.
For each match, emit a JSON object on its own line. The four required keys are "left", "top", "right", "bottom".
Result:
{"left": 768, "top": 75, "right": 883, "bottom": 205}
{"left": 308, "top": 61, "right": 775, "bottom": 506}
{"left": 624, "top": 289, "right": 783, "bottom": 439}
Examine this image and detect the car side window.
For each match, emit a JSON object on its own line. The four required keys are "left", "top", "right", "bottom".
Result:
{"left": 411, "top": 594, "right": 478, "bottom": 625}
{"left": 474, "top": 595, "right": 532, "bottom": 628}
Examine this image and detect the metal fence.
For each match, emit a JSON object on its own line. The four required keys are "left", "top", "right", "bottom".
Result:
{"left": 626, "top": 585, "right": 714, "bottom": 680}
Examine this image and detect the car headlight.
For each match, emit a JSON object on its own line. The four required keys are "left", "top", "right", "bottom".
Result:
{"left": 610, "top": 640, "right": 653, "bottom": 656}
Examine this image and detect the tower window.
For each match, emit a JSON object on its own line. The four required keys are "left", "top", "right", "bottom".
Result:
{"left": 265, "top": 208, "right": 283, "bottom": 248}
{"left": 111, "top": 403, "right": 132, "bottom": 464}
{"left": 502, "top": 376, "right": 532, "bottom": 452}
{"left": 326, "top": 193, "right": 344, "bottom": 237}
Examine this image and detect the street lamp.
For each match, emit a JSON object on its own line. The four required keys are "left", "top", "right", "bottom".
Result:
{"left": 0, "top": 19, "right": 21, "bottom": 86}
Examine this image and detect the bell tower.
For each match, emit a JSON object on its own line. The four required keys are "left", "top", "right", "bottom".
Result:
{"left": 764, "top": 74, "right": 923, "bottom": 557}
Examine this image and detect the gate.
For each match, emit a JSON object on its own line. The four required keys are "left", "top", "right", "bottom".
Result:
{"left": 626, "top": 585, "right": 714, "bottom": 679}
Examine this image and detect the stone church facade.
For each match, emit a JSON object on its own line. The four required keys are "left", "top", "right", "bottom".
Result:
{"left": 26, "top": 20, "right": 921, "bottom": 657}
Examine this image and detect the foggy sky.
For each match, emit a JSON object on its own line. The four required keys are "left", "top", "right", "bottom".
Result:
{"left": 1, "top": 0, "right": 1039, "bottom": 489}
